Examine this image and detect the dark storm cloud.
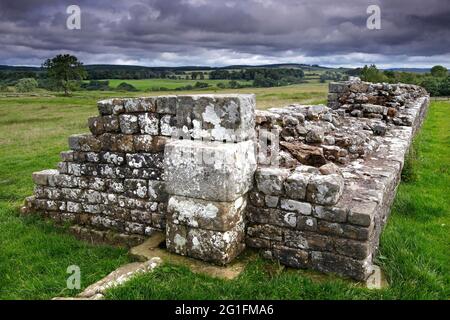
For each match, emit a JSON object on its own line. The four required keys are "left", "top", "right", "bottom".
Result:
{"left": 0, "top": 0, "right": 449, "bottom": 67}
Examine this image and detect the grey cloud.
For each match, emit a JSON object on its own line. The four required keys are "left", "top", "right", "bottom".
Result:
{"left": 0, "top": 0, "right": 448, "bottom": 67}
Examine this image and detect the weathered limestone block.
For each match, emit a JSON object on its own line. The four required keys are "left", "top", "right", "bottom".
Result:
{"left": 272, "top": 245, "right": 309, "bottom": 268}
{"left": 148, "top": 180, "right": 168, "bottom": 202}
{"left": 124, "top": 179, "right": 148, "bottom": 199}
{"left": 32, "top": 169, "right": 59, "bottom": 186}
{"left": 126, "top": 153, "right": 164, "bottom": 169}
{"left": 133, "top": 135, "right": 168, "bottom": 152}
{"left": 167, "top": 196, "right": 245, "bottom": 231}
{"left": 310, "top": 251, "right": 372, "bottom": 281}
{"left": 156, "top": 95, "right": 177, "bottom": 114}
{"left": 348, "top": 201, "right": 377, "bottom": 227}
{"left": 255, "top": 167, "right": 290, "bottom": 196}
{"left": 279, "top": 199, "right": 312, "bottom": 215}
{"left": 175, "top": 94, "right": 256, "bottom": 142}
{"left": 164, "top": 140, "right": 256, "bottom": 202}
{"left": 166, "top": 223, "right": 188, "bottom": 255}
{"left": 97, "top": 99, "right": 125, "bottom": 115}
{"left": 284, "top": 171, "right": 312, "bottom": 200}
{"left": 119, "top": 114, "right": 139, "bottom": 134}
{"left": 99, "top": 134, "right": 135, "bottom": 152}
{"left": 306, "top": 174, "right": 344, "bottom": 205}
{"left": 247, "top": 224, "right": 283, "bottom": 242}
{"left": 138, "top": 113, "right": 159, "bottom": 135}
{"left": 187, "top": 223, "right": 245, "bottom": 264}
{"left": 124, "top": 97, "right": 156, "bottom": 113}
{"left": 312, "top": 205, "right": 347, "bottom": 223}
{"left": 329, "top": 82, "right": 349, "bottom": 93}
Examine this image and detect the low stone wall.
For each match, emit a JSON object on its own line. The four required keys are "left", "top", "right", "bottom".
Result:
{"left": 23, "top": 80, "right": 429, "bottom": 280}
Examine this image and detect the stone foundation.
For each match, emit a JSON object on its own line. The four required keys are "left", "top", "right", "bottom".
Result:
{"left": 23, "top": 79, "right": 429, "bottom": 280}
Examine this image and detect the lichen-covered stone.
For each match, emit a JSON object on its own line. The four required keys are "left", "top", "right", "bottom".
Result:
{"left": 164, "top": 140, "right": 256, "bottom": 202}
{"left": 284, "top": 171, "right": 311, "bottom": 200}
{"left": 255, "top": 167, "right": 290, "bottom": 196}
{"left": 167, "top": 196, "right": 245, "bottom": 231}
{"left": 138, "top": 113, "right": 159, "bottom": 135}
{"left": 306, "top": 174, "right": 344, "bottom": 205}
{"left": 119, "top": 114, "right": 139, "bottom": 134}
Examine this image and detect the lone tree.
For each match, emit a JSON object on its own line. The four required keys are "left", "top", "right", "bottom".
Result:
{"left": 430, "top": 65, "right": 448, "bottom": 78}
{"left": 42, "top": 54, "right": 87, "bottom": 95}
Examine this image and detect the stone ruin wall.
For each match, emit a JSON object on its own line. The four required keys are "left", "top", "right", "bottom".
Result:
{"left": 23, "top": 79, "right": 430, "bottom": 281}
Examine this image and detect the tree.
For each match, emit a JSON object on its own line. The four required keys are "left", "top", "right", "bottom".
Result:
{"left": 15, "top": 78, "right": 38, "bottom": 92}
{"left": 42, "top": 54, "right": 87, "bottom": 95}
{"left": 420, "top": 77, "right": 441, "bottom": 96}
{"left": 360, "top": 65, "right": 388, "bottom": 83}
{"left": 430, "top": 65, "right": 448, "bottom": 78}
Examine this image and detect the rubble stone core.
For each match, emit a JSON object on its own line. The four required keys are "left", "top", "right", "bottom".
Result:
{"left": 23, "top": 80, "right": 429, "bottom": 280}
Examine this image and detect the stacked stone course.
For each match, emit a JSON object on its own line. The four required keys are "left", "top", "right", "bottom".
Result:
{"left": 24, "top": 80, "right": 430, "bottom": 280}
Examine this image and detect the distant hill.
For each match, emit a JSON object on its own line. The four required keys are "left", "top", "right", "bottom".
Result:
{"left": 385, "top": 68, "right": 431, "bottom": 74}
{"left": 0, "top": 63, "right": 342, "bottom": 73}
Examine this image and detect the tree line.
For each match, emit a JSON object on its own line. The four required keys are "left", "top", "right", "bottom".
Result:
{"left": 209, "top": 68, "right": 305, "bottom": 87}
{"left": 355, "top": 64, "right": 450, "bottom": 96}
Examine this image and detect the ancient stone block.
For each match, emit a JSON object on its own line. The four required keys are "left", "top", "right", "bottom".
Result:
{"left": 313, "top": 205, "right": 347, "bottom": 223}
{"left": 124, "top": 179, "right": 148, "bottom": 199}
{"left": 88, "top": 116, "right": 105, "bottom": 136}
{"left": 124, "top": 97, "right": 156, "bottom": 113}
{"left": 186, "top": 223, "right": 245, "bottom": 265}
{"left": 306, "top": 174, "right": 344, "bottom": 205}
{"left": 348, "top": 201, "right": 377, "bottom": 227}
{"left": 334, "top": 238, "right": 370, "bottom": 260}
{"left": 272, "top": 245, "right": 309, "bottom": 268}
{"left": 60, "top": 151, "right": 74, "bottom": 162}
{"left": 97, "top": 99, "right": 125, "bottom": 115}
{"left": 284, "top": 171, "right": 311, "bottom": 200}
{"left": 246, "top": 237, "right": 271, "bottom": 249}
{"left": 100, "top": 134, "right": 135, "bottom": 153}
{"left": 133, "top": 135, "right": 169, "bottom": 152}
{"left": 264, "top": 195, "right": 279, "bottom": 208}
{"left": 167, "top": 196, "right": 245, "bottom": 232}
{"left": 248, "top": 191, "right": 265, "bottom": 207}
{"left": 126, "top": 153, "right": 164, "bottom": 169}
{"left": 247, "top": 224, "right": 283, "bottom": 242}
{"left": 159, "top": 115, "right": 177, "bottom": 136}
{"left": 130, "top": 209, "right": 152, "bottom": 224}
{"left": 32, "top": 169, "right": 59, "bottom": 186}
{"left": 310, "top": 251, "right": 372, "bottom": 281}
{"left": 280, "top": 199, "right": 312, "bottom": 215}
{"left": 176, "top": 94, "right": 256, "bottom": 142}
{"left": 138, "top": 113, "right": 159, "bottom": 135}
{"left": 164, "top": 140, "right": 256, "bottom": 202}
{"left": 329, "top": 82, "right": 349, "bottom": 93}
{"left": 156, "top": 95, "right": 177, "bottom": 114}
{"left": 148, "top": 180, "right": 168, "bottom": 202}
{"left": 119, "top": 114, "right": 139, "bottom": 134}
{"left": 255, "top": 167, "right": 290, "bottom": 196}
{"left": 166, "top": 223, "right": 188, "bottom": 255}
{"left": 54, "top": 175, "right": 79, "bottom": 188}
{"left": 296, "top": 215, "right": 317, "bottom": 231}
{"left": 102, "top": 115, "right": 120, "bottom": 133}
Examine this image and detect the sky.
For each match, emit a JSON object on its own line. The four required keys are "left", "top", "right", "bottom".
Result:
{"left": 0, "top": 0, "right": 449, "bottom": 68}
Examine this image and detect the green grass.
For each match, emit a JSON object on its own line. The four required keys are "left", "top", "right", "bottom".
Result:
{"left": 0, "top": 86, "right": 447, "bottom": 300}
{"left": 104, "top": 101, "right": 449, "bottom": 300}
{"left": 103, "top": 79, "right": 253, "bottom": 91}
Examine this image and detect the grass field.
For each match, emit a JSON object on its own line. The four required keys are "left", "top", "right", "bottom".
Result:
{"left": 105, "top": 79, "right": 253, "bottom": 90}
{"left": 0, "top": 83, "right": 448, "bottom": 300}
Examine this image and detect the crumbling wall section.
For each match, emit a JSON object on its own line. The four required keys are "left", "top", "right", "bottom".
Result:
{"left": 23, "top": 97, "right": 174, "bottom": 246}
{"left": 245, "top": 80, "right": 429, "bottom": 280}
{"left": 23, "top": 80, "right": 430, "bottom": 280}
